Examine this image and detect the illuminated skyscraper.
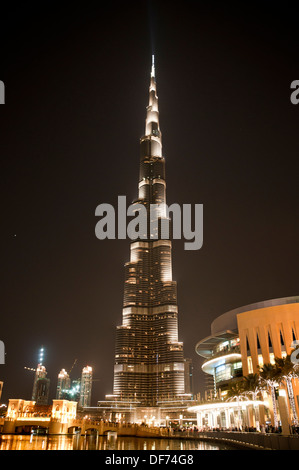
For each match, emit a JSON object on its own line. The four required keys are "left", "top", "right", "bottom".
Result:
{"left": 35, "top": 376, "right": 50, "bottom": 406}
{"left": 31, "top": 348, "right": 50, "bottom": 404}
{"left": 79, "top": 366, "right": 93, "bottom": 408}
{"left": 56, "top": 369, "right": 71, "bottom": 399}
{"left": 111, "top": 57, "right": 186, "bottom": 408}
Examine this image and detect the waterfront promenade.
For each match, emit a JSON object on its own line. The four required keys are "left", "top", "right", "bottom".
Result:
{"left": 171, "top": 429, "right": 299, "bottom": 450}
{"left": 2, "top": 414, "right": 299, "bottom": 450}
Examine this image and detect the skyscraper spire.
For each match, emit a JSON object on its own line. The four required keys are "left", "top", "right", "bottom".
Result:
{"left": 143, "top": 55, "right": 162, "bottom": 160}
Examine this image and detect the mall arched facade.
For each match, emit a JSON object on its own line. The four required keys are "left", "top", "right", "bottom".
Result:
{"left": 190, "top": 296, "right": 299, "bottom": 429}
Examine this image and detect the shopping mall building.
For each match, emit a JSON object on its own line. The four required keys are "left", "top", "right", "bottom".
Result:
{"left": 188, "top": 296, "right": 299, "bottom": 431}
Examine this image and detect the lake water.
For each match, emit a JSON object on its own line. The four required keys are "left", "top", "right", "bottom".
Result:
{"left": 0, "top": 434, "right": 236, "bottom": 451}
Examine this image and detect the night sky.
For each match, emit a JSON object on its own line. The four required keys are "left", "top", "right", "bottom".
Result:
{"left": 1, "top": 1, "right": 299, "bottom": 406}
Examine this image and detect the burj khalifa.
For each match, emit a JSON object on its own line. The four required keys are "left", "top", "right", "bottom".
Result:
{"left": 111, "top": 57, "right": 188, "bottom": 410}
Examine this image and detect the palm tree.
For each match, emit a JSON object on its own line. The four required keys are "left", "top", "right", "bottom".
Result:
{"left": 274, "top": 355, "right": 299, "bottom": 427}
{"left": 243, "top": 373, "right": 265, "bottom": 399}
{"left": 242, "top": 373, "right": 266, "bottom": 430}
{"left": 226, "top": 380, "right": 246, "bottom": 401}
{"left": 259, "top": 363, "right": 279, "bottom": 429}
{"left": 226, "top": 380, "right": 246, "bottom": 429}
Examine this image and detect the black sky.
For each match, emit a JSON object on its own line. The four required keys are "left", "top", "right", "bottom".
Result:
{"left": 0, "top": 1, "right": 299, "bottom": 405}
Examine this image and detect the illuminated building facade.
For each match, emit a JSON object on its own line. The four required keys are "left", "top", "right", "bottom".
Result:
{"left": 193, "top": 296, "right": 299, "bottom": 428}
{"left": 32, "top": 364, "right": 50, "bottom": 404}
{"left": 79, "top": 366, "right": 93, "bottom": 408}
{"left": 56, "top": 369, "right": 71, "bottom": 399}
{"left": 110, "top": 57, "right": 187, "bottom": 410}
{"left": 67, "top": 379, "right": 81, "bottom": 402}
{"left": 35, "top": 377, "right": 50, "bottom": 406}
{"left": 31, "top": 347, "right": 48, "bottom": 403}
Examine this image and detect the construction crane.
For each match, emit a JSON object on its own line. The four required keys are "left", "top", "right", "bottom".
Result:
{"left": 24, "top": 357, "right": 78, "bottom": 376}
{"left": 69, "top": 359, "right": 77, "bottom": 375}
{"left": 24, "top": 347, "right": 45, "bottom": 372}
{"left": 24, "top": 367, "right": 36, "bottom": 372}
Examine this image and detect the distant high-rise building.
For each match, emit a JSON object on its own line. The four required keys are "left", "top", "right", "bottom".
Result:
{"left": 57, "top": 378, "right": 81, "bottom": 402}
{"left": 32, "top": 364, "right": 47, "bottom": 401}
{"left": 67, "top": 379, "right": 81, "bottom": 402}
{"left": 31, "top": 347, "right": 50, "bottom": 405}
{"left": 35, "top": 377, "right": 50, "bottom": 406}
{"left": 79, "top": 366, "right": 92, "bottom": 408}
{"left": 56, "top": 369, "right": 71, "bottom": 399}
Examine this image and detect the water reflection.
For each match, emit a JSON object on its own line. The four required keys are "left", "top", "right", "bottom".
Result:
{"left": 0, "top": 434, "right": 234, "bottom": 451}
